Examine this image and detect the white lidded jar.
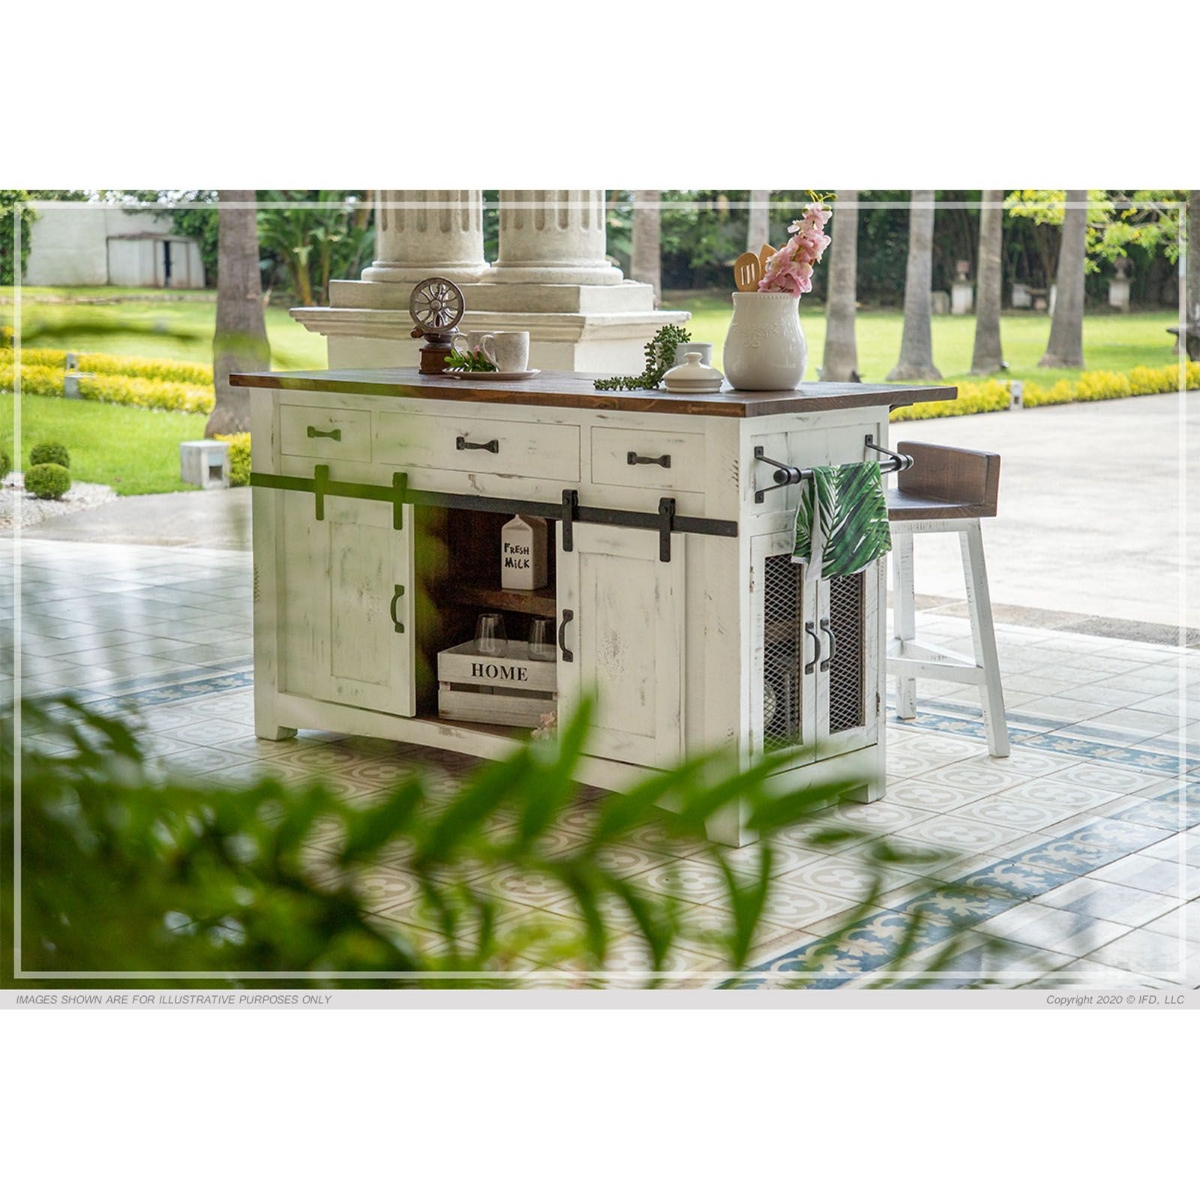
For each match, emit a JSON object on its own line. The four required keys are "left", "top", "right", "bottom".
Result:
{"left": 722, "top": 290, "right": 808, "bottom": 391}
{"left": 501, "top": 514, "right": 548, "bottom": 590}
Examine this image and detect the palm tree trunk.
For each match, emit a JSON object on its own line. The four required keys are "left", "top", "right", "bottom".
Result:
{"left": 823, "top": 189, "right": 859, "bottom": 381}
{"left": 970, "top": 189, "right": 1005, "bottom": 374}
{"left": 206, "top": 191, "right": 270, "bottom": 437}
{"left": 1186, "top": 191, "right": 1200, "bottom": 359}
{"left": 887, "top": 190, "right": 941, "bottom": 380}
{"left": 747, "top": 190, "right": 770, "bottom": 255}
{"left": 630, "top": 190, "right": 661, "bottom": 307}
{"left": 1039, "top": 189, "right": 1087, "bottom": 368}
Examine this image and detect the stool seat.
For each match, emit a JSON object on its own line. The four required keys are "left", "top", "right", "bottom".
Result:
{"left": 887, "top": 439, "right": 1009, "bottom": 757}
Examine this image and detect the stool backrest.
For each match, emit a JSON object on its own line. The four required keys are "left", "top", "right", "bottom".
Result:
{"left": 894, "top": 441, "right": 1001, "bottom": 517}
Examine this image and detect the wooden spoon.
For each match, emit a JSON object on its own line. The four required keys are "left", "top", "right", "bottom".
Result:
{"left": 733, "top": 252, "right": 761, "bottom": 292}
{"left": 758, "top": 243, "right": 776, "bottom": 272}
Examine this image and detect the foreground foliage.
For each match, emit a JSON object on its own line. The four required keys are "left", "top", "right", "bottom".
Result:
{"left": 1, "top": 694, "right": 991, "bottom": 989}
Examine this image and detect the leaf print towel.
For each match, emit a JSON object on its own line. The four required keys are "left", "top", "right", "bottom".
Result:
{"left": 792, "top": 461, "right": 892, "bottom": 578}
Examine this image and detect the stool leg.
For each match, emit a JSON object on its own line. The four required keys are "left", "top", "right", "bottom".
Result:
{"left": 892, "top": 526, "right": 917, "bottom": 720}
{"left": 960, "top": 523, "right": 1010, "bottom": 757}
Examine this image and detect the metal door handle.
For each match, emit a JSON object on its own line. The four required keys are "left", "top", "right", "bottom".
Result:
{"left": 307, "top": 425, "right": 342, "bottom": 441}
{"left": 627, "top": 452, "right": 671, "bottom": 468}
{"left": 804, "top": 621, "right": 821, "bottom": 675}
{"left": 390, "top": 584, "right": 405, "bottom": 633}
{"left": 819, "top": 617, "right": 837, "bottom": 671}
{"left": 558, "top": 609, "right": 574, "bottom": 662}
{"left": 456, "top": 436, "right": 499, "bottom": 453}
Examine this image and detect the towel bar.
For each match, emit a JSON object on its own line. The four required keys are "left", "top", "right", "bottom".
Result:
{"left": 753, "top": 436, "right": 914, "bottom": 503}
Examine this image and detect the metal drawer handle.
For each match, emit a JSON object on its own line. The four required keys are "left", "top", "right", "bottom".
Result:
{"left": 558, "top": 609, "right": 574, "bottom": 662}
{"left": 804, "top": 621, "right": 821, "bottom": 675}
{"left": 390, "top": 584, "right": 405, "bottom": 633}
{"left": 819, "top": 618, "right": 837, "bottom": 671}
{"left": 456, "top": 436, "right": 499, "bottom": 453}
{"left": 307, "top": 425, "right": 342, "bottom": 441}
{"left": 627, "top": 452, "right": 671, "bottom": 468}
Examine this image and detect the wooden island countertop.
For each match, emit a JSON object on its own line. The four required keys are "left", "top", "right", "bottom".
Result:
{"left": 230, "top": 366, "right": 956, "bottom": 419}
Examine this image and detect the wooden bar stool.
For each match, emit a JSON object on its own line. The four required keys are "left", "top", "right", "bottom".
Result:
{"left": 887, "top": 440, "right": 1010, "bottom": 756}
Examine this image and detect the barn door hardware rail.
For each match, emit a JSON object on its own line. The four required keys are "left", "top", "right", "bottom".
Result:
{"left": 250, "top": 468, "right": 736, "bottom": 560}
{"left": 752, "top": 436, "right": 914, "bottom": 503}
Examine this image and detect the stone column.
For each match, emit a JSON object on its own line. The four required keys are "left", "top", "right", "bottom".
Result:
{"left": 490, "top": 190, "right": 623, "bottom": 284}
{"left": 361, "top": 189, "right": 489, "bottom": 284}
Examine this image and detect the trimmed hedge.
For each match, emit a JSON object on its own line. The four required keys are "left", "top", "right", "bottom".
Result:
{"left": 215, "top": 432, "right": 251, "bottom": 487}
{"left": 1023, "top": 362, "right": 1200, "bottom": 407}
{"left": 0, "top": 363, "right": 66, "bottom": 396}
{"left": 30, "top": 442, "right": 70, "bottom": 468}
{"left": 0, "top": 348, "right": 213, "bottom": 385}
{"left": 76, "top": 373, "right": 213, "bottom": 414}
{"left": 891, "top": 379, "right": 1012, "bottom": 422}
{"left": 25, "top": 462, "right": 71, "bottom": 499}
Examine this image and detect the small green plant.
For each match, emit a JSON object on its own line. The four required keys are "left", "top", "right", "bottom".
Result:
{"left": 594, "top": 325, "right": 692, "bottom": 391}
{"left": 29, "top": 441, "right": 70, "bottom": 469}
{"left": 24, "top": 462, "right": 71, "bottom": 499}
{"left": 445, "top": 349, "right": 497, "bottom": 372}
{"left": 0, "top": 447, "right": 10, "bottom": 477}
{"left": 215, "top": 432, "right": 251, "bottom": 487}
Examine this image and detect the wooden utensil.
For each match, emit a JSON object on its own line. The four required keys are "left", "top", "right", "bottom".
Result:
{"left": 733, "top": 252, "right": 761, "bottom": 292}
{"left": 758, "top": 243, "right": 776, "bottom": 272}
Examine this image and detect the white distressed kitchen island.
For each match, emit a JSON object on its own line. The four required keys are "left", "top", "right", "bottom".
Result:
{"left": 235, "top": 367, "right": 956, "bottom": 844}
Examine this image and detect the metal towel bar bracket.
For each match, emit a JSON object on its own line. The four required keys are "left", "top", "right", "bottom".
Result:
{"left": 752, "top": 437, "right": 913, "bottom": 503}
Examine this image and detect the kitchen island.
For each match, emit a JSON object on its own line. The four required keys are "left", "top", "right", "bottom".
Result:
{"left": 235, "top": 367, "right": 956, "bottom": 844}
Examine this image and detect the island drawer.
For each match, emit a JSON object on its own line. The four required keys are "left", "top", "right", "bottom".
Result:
{"left": 590, "top": 426, "right": 708, "bottom": 494}
{"left": 280, "top": 404, "right": 373, "bottom": 462}
{"left": 375, "top": 413, "right": 581, "bottom": 482}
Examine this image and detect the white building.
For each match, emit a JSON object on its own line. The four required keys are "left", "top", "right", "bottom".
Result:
{"left": 23, "top": 204, "right": 205, "bottom": 288}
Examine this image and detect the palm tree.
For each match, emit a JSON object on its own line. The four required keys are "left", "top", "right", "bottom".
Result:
{"left": 887, "top": 190, "right": 940, "bottom": 380}
{"left": 1039, "top": 189, "right": 1087, "bottom": 368}
{"left": 970, "top": 189, "right": 1005, "bottom": 374}
{"left": 747, "top": 189, "right": 771, "bottom": 255}
{"left": 205, "top": 191, "right": 270, "bottom": 437}
{"left": 630, "top": 190, "right": 661, "bottom": 306}
{"left": 823, "top": 189, "right": 859, "bottom": 381}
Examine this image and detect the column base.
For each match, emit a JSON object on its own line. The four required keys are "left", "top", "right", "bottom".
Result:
{"left": 292, "top": 304, "right": 694, "bottom": 374}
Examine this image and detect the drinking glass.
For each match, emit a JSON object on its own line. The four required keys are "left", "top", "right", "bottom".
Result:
{"left": 475, "top": 613, "right": 507, "bottom": 656}
{"left": 527, "top": 615, "right": 556, "bottom": 661}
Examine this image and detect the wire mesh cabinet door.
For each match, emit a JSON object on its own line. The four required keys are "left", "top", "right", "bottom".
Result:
{"left": 814, "top": 561, "right": 882, "bottom": 758}
{"left": 749, "top": 530, "right": 819, "bottom": 764}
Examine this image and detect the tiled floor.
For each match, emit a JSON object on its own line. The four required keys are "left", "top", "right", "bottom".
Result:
{"left": 4, "top": 537, "right": 1198, "bottom": 989}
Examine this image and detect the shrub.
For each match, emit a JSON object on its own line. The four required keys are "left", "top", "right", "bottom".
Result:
{"left": 29, "top": 441, "right": 70, "bottom": 469}
{"left": 76, "top": 353, "right": 213, "bottom": 387}
{"left": 25, "top": 462, "right": 71, "bottom": 499}
{"left": 76, "top": 373, "right": 214, "bottom": 414}
{"left": 0, "top": 348, "right": 68, "bottom": 369}
{"left": 1, "top": 447, "right": 10, "bottom": 477}
{"left": 215, "top": 432, "right": 251, "bottom": 486}
{"left": 0, "top": 363, "right": 67, "bottom": 396}
{"left": 891, "top": 379, "right": 1011, "bottom": 422}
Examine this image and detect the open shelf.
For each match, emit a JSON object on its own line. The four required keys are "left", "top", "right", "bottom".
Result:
{"left": 454, "top": 584, "right": 557, "bottom": 618}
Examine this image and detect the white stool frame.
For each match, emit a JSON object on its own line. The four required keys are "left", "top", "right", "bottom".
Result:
{"left": 887, "top": 516, "right": 1010, "bottom": 757}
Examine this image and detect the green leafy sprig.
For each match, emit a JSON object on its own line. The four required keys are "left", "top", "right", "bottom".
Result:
{"left": 445, "top": 349, "right": 497, "bottom": 372}
{"left": 594, "top": 325, "right": 691, "bottom": 391}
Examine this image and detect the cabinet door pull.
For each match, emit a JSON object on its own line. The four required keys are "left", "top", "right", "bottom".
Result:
{"left": 390, "top": 584, "right": 406, "bottom": 633}
{"left": 627, "top": 451, "right": 671, "bottom": 468}
{"left": 307, "top": 425, "right": 342, "bottom": 441}
{"left": 456, "top": 436, "right": 499, "bottom": 453}
{"left": 558, "top": 609, "right": 574, "bottom": 662}
{"left": 804, "top": 621, "right": 821, "bottom": 675}
{"left": 819, "top": 617, "right": 837, "bottom": 671}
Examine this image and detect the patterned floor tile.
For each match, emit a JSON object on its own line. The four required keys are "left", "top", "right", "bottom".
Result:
{"left": 953, "top": 793, "right": 1080, "bottom": 832}
{"left": 876, "top": 776, "right": 979, "bottom": 814}
{"left": 1088, "top": 853, "right": 1200, "bottom": 899}
{"left": 1084, "top": 928, "right": 1199, "bottom": 982}
{"left": 1036, "top": 876, "right": 1181, "bottom": 926}
{"left": 976, "top": 901, "right": 1129, "bottom": 957}
{"left": 896, "top": 813, "right": 1018, "bottom": 854}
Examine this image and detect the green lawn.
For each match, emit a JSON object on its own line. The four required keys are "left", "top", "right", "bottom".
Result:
{"left": 665, "top": 291, "right": 1180, "bottom": 386}
{"left": 0, "top": 394, "right": 208, "bottom": 495}
{"left": 2, "top": 287, "right": 327, "bottom": 370}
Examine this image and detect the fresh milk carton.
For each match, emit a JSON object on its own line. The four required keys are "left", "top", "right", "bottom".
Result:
{"left": 500, "top": 514, "right": 548, "bottom": 590}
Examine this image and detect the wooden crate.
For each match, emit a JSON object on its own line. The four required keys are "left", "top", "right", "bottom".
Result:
{"left": 437, "top": 640, "right": 557, "bottom": 728}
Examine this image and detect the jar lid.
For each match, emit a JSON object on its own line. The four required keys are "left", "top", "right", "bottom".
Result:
{"left": 662, "top": 352, "right": 725, "bottom": 393}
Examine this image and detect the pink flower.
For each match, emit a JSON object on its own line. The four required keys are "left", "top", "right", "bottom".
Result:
{"left": 758, "top": 204, "right": 833, "bottom": 294}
